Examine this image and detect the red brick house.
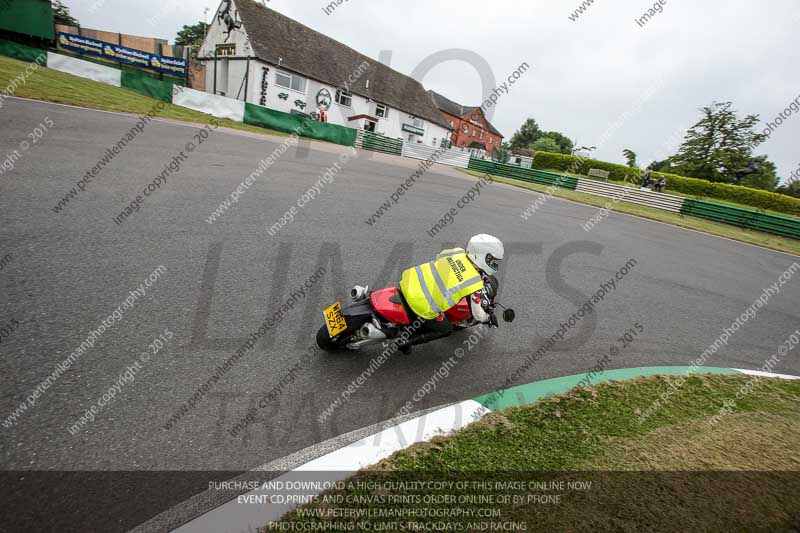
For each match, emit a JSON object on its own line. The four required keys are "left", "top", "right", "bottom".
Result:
{"left": 428, "top": 90, "right": 504, "bottom": 157}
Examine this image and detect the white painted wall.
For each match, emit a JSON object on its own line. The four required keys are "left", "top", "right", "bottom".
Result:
{"left": 198, "top": 0, "right": 254, "bottom": 99}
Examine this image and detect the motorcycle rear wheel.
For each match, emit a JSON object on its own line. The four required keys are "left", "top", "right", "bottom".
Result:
{"left": 316, "top": 325, "right": 346, "bottom": 352}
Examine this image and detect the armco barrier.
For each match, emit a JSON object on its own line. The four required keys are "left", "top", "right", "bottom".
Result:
{"left": 576, "top": 179, "right": 686, "bottom": 212}
{"left": 120, "top": 70, "right": 175, "bottom": 102}
{"left": 355, "top": 130, "right": 403, "bottom": 156}
{"left": 468, "top": 158, "right": 578, "bottom": 189}
{"left": 681, "top": 199, "right": 800, "bottom": 239}
{"left": 244, "top": 103, "right": 357, "bottom": 147}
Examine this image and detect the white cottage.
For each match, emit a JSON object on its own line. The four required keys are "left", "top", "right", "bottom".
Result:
{"left": 198, "top": 0, "right": 452, "bottom": 146}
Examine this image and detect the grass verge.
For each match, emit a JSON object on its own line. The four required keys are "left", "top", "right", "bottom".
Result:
{"left": 0, "top": 54, "right": 290, "bottom": 138}
{"left": 462, "top": 169, "right": 800, "bottom": 256}
{"left": 270, "top": 374, "right": 800, "bottom": 532}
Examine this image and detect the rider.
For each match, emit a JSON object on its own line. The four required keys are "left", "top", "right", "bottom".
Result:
{"left": 397, "top": 234, "right": 504, "bottom": 349}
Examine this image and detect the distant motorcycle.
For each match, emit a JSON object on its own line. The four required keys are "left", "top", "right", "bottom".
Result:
{"left": 316, "top": 282, "right": 515, "bottom": 352}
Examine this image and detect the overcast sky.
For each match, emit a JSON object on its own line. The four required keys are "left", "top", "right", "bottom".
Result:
{"left": 66, "top": 0, "right": 799, "bottom": 182}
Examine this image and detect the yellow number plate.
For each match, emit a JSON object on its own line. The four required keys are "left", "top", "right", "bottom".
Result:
{"left": 324, "top": 301, "right": 348, "bottom": 338}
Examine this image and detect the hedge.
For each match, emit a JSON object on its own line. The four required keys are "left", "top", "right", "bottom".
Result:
{"left": 531, "top": 151, "right": 800, "bottom": 217}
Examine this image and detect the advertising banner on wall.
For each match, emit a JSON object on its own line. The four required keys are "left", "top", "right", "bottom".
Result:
{"left": 57, "top": 32, "right": 187, "bottom": 77}
{"left": 150, "top": 55, "right": 188, "bottom": 76}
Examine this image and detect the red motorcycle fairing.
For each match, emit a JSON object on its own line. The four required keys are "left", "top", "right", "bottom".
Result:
{"left": 371, "top": 286, "right": 473, "bottom": 326}
{"left": 370, "top": 287, "right": 412, "bottom": 325}
{"left": 444, "top": 296, "right": 472, "bottom": 323}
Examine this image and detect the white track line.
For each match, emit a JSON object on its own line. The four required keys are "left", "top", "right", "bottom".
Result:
{"left": 733, "top": 369, "right": 800, "bottom": 379}
{"left": 171, "top": 400, "right": 487, "bottom": 533}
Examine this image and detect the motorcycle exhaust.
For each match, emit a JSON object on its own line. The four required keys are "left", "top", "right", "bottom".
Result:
{"left": 360, "top": 323, "right": 387, "bottom": 341}
{"left": 347, "top": 323, "right": 387, "bottom": 350}
{"left": 350, "top": 285, "right": 369, "bottom": 301}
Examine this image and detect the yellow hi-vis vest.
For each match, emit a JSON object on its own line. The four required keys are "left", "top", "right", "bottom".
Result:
{"left": 399, "top": 248, "right": 485, "bottom": 320}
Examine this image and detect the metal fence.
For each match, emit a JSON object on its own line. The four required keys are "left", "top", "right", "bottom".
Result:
{"left": 681, "top": 199, "right": 800, "bottom": 239}
{"left": 355, "top": 131, "right": 470, "bottom": 167}
{"left": 468, "top": 159, "right": 578, "bottom": 189}
{"left": 402, "top": 142, "right": 470, "bottom": 168}
{"left": 355, "top": 130, "right": 403, "bottom": 156}
{"left": 575, "top": 179, "right": 685, "bottom": 212}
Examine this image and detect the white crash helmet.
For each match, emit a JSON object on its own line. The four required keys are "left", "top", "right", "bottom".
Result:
{"left": 466, "top": 234, "right": 504, "bottom": 274}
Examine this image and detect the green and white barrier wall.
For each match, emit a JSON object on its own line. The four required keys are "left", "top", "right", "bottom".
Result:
{"left": 243, "top": 103, "right": 358, "bottom": 146}
{"left": 0, "top": 40, "right": 358, "bottom": 148}
{"left": 172, "top": 86, "right": 245, "bottom": 122}
{"left": 46, "top": 51, "right": 121, "bottom": 87}
{"left": 1, "top": 38, "right": 181, "bottom": 98}
{"left": 0, "top": 38, "right": 46, "bottom": 63}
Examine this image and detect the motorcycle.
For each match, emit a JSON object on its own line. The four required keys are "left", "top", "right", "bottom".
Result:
{"left": 316, "top": 282, "right": 515, "bottom": 352}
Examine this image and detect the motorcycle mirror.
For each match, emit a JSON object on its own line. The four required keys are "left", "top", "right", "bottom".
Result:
{"left": 502, "top": 309, "right": 516, "bottom": 323}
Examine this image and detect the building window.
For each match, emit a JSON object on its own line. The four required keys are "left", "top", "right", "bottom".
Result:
{"left": 463, "top": 125, "right": 469, "bottom": 134}
{"left": 449, "top": 121, "right": 454, "bottom": 128}
{"left": 215, "top": 44, "right": 236, "bottom": 56}
{"left": 413, "top": 118, "right": 424, "bottom": 129}
{"left": 489, "top": 137, "right": 494, "bottom": 144}
{"left": 335, "top": 89, "right": 352, "bottom": 107}
{"left": 480, "top": 130, "right": 484, "bottom": 139}
{"left": 408, "top": 134, "right": 415, "bottom": 142}
{"left": 472, "top": 130, "right": 476, "bottom": 137}
{"left": 275, "top": 71, "right": 306, "bottom": 93}
{"left": 375, "top": 103, "right": 388, "bottom": 118}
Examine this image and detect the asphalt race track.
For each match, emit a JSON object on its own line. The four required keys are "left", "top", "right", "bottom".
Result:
{"left": 1, "top": 98, "right": 799, "bottom": 528}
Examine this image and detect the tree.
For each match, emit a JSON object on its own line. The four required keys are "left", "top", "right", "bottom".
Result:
{"left": 622, "top": 149, "right": 638, "bottom": 168}
{"left": 52, "top": 0, "right": 79, "bottom": 26}
{"left": 670, "top": 101, "right": 769, "bottom": 184}
{"left": 776, "top": 180, "right": 800, "bottom": 199}
{"left": 540, "top": 131, "right": 573, "bottom": 154}
{"left": 531, "top": 137, "right": 561, "bottom": 153}
{"left": 509, "top": 118, "right": 543, "bottom": 149}
{"left": 175, "top": 22, "right": 210, "bottom": 47}
{"left": 647, "top": 159, "right": 671, "bottom": 172}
